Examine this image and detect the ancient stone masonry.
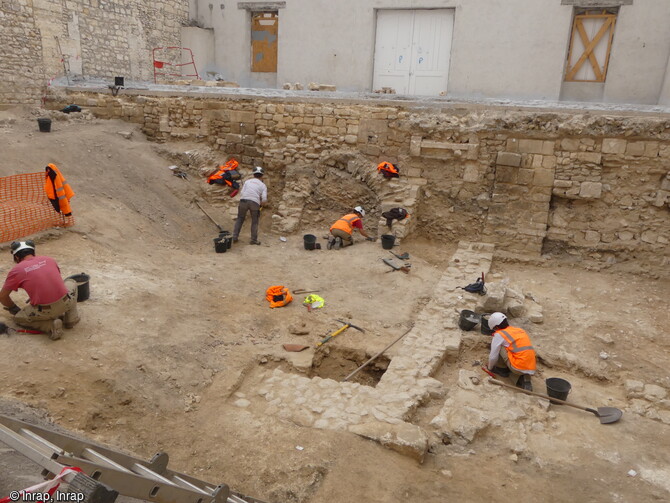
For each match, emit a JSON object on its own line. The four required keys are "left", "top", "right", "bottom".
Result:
{"left": 248, "top": 241, "right": 494, "bottom": 460}
{"left": 45, "top": 87, "right": 670, "bottom": 269}
{"left": 0, "top": 0, "right": 45, "bottom": 104}
{"left": 0, "top": 0, "right": 188, "bottom": 104}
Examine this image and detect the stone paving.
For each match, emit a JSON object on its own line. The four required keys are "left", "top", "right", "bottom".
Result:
{"left": 249, "top": 241, "right": 494, "bottom": 460}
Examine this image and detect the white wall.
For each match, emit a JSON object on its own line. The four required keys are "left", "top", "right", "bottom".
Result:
{"left": 602, "top": 1, "right": 670, "bottom": 104}
{"left": 188, "top": 0, "right": 670, "bottom": 105}
{"left": 181, "top": 27, "right": 214, "bottom": 80}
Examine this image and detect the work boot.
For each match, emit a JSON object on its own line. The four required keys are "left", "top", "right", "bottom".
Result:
{"left": 50, "top": 319, "right": 63, "bottom": 341}
{"left": 517, "top": 375, "right": 532, "bottom": 391}
{"left": 333, "top": 237, "right": 341, "bottom": 250}
{"left": 250, "top": 240, "right": 261, "bottom": 245}
{"left": 327, "top": 236, "right": 335, "bottom": 250}
{"left": 492, "top": 366, "right": 510, "bottom": 377}
{"left": 232, "top": 237, "right": 239, "bottom": 243}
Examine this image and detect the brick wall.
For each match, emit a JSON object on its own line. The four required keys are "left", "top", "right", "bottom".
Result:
{"left": 45, "top": 88, "right": 670, "bottom": 266}
{"left": 0, "top": 0, "right": 188, "bottom": 104}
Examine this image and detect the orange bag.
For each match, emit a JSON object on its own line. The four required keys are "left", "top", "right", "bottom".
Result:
{"left": 266, "top": 285, "right": 293, "bottom": 308}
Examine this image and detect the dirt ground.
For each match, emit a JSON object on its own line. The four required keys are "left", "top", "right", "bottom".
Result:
{"left": 1, "top": 107, "right": 669, "bottom": 503}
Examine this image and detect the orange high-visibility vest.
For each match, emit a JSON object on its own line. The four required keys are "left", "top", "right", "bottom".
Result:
{"left": 330, "top": 214, "right": 361, "bottom": 235}
{"left": 377, "top": 161, "right": 399, "bottom": 178}
{"left": 266, "top": 285, "right": 293, "bottom": 308}
{"left": 496, "top": 327, "right": 536, "bottom": 372}
{"left": 207, "top": 159, "right": 239, "bottom": 185}
{"left": 44, "top": 163, "right": 75, "bottom": 216}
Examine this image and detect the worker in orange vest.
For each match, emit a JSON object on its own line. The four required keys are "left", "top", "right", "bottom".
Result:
{"left": 207, "top": 158, "right": 241, "bottom": 197}
{"left": 486, "top": 312, "right": 536, "bottom": 391}
{"left": 328, "top": 206, "right": 373, "bottom": 249}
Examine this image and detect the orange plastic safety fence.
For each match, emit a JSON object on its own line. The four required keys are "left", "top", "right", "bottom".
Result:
{"left": 0, "top": 172, "right": 74, "bottom": 243}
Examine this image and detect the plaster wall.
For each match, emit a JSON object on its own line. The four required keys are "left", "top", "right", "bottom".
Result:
{"left": 601, "top": 1, "right": 670, "bottom": 104}
{"left": 189, "top": 0, "right": 670, "bottom": 104}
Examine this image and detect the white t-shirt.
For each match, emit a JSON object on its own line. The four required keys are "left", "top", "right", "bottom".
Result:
{"left": 238, "top": 177, "right": 267, "bottom": 205}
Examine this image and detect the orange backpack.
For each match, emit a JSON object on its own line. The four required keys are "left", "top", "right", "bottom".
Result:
{"left": 266, "top": 285, "right": 293, "bottom": 308}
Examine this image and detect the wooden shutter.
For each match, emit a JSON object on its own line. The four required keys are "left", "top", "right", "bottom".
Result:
{"left": 565, "top": 12, "right": 616, "bottom": 82}
{"left": 251, "top": 12, "right": 278, "bottom": 73}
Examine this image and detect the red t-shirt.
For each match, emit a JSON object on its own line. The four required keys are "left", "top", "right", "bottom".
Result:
{"left": 2, "top": 255, "right": 67, "bottom": 305}
{"left": 351, "top": 219, "right": 363, "bottom": 230}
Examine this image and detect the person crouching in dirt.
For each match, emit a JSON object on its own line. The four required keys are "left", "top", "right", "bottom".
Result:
{"left": 486, "top": 312, "right": 536, "bottom": 391}
{"left": 207, "top": 158, "right": 241, "bottom": 197}
{"left": 0, "top": 241, "right": 80, "bottom": 341}
{"left": 232, "top": 166, "right": 267, "bottom": 245}
{"left": 328, "top": 206, "right": 374, "bottom": 249}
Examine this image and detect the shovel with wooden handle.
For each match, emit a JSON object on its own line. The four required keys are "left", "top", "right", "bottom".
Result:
{"left": 484, "top": 371, "right": 622, "bottom": 424}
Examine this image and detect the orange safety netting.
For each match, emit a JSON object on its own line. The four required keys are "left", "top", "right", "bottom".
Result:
{"left": 0, "top": 172, "right": 74, "bottom": 243}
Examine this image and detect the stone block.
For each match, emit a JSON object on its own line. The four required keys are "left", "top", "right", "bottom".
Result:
{"left": 542, "top": 156, "right": 557, "bottom": 169}
{"left": 517, "top": 168, "right": 534, "bottom": 185}
{"left": 576, "top": 152, "right": 602, "bottom": 164}
{"left": 602, "top": 138, "right": 626, "bottom": 154}
{"left": 640, "top": 231, "right": 658, "bottom": 244}
{"left": 497, "top": 152, "right": 521, "bottom": 167}
{"left": 644, "top": 142, "right": 659, "bottom": 157}
{"left": 344, "top": 135, "right": 357, "bottom": 144}
{"left": 349, "top": 421, "right": 428, "bottom": 462}
{"left": 506, "top": 138, "right": 519, "bottom": 152}
{"left": 463, "top": 165, "right": 479, "bottom": 182}
{"left": 584, "top": 230, "right": 600, "bottom": 244}
{"left": 579, "top": 182, "right": 602, "bottom": 199}
{"left": 518, "top": 139, "right": 544, "bottom": 154}
{"left": 661, "top": 174, "right": 670, "bottom": 191}
{"left": 495, "top": 165, "right": 517, "bottom": 183}
{"left": 561, "top": 138, "right": 580, "bottom": 152}
{"left": 410, "top": 135, "right": 422, "bottom": 156}
{"left": 625, "top": 141, "right": 646, "bottom": 156}
{"left": 532, "top": 155, "right": 544, "bottom": 169}
{"left": 553, "top": 179, "right": 572, "bottom": 188}
{"left": 533, "top": 169, "right": 554, "bottom": 187}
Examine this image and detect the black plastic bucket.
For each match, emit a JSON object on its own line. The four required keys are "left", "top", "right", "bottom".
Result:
{"left": 66, "top": 273, "right": 90, "bottom": 302}
{"left": 381, "top": 234, "right": 396, "bottom": 250}
{"left": 546, "top": 378, "right": 571, "bottom": 402}
{"left": 37, "top": 118, "right": 52, "bottom": 133}
{"left": 480, "top": 314, "right": 494, "bottom": 335}
{"left": 459, "top": 310, "right": 481, "bottom": 331}
{"left": 303, "top": 234, "right": 317, "bottom": 250}
{"left": 214, "top": 237, "right": 227, "bottom": 253}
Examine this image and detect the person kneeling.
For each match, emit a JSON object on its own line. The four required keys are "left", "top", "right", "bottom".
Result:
{"left": 486, "top": 312, "right": 536, "bottom": 391}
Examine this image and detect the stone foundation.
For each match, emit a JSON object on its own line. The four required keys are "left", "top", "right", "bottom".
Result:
{"left": 44, "top": 86, "right": 670, "bottom": 269}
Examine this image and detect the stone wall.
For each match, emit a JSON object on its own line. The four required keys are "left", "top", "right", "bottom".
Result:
{"left": 0, "top": 0, "right": 188, "bottom": 104}
{"left": 45, "top": 87, "right": 670, "bottom": 268}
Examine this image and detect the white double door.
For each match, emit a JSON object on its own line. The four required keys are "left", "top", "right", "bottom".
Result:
{"left": 373, "top": 9, "right": 454, "bottom": 96}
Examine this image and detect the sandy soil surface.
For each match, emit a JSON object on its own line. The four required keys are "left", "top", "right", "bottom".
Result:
{"left": 1, "top": 107, "right": 669, "bottom": 502}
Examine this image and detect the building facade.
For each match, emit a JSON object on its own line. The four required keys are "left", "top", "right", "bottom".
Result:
{"left": 184, "top": 0, "right": 670, "bottom": 105}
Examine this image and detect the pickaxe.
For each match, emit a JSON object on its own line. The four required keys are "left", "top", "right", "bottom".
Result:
{"left": 316, "top": 319, "right": 365, "bottom": 347}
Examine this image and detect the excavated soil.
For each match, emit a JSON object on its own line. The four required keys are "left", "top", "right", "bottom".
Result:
{"left": 1, "top": 107, "right": 669, "bottom": 503}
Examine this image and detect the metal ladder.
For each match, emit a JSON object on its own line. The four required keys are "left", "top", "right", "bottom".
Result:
{"left": 0, "top": 415, "right": 265, "bottom": 503}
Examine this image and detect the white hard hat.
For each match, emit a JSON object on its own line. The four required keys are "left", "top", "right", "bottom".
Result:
{"left": 252, "top": 166, "right": 264, "bottom": 176}
{"left": 354, "top": 206, "right": 365, "bottom": 217}
{"left": 10, "top": 240, "right": 35, "bottom": 256}
{"left": 488, "top": 312, "right": 507, "bottom": 331}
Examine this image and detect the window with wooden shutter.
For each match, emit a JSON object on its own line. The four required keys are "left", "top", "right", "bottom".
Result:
{"left": 251, "top": 12, "right": 278, "bottom": 73}
{"left": 565, "top": 8, "right": 617, "bottom": 82}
